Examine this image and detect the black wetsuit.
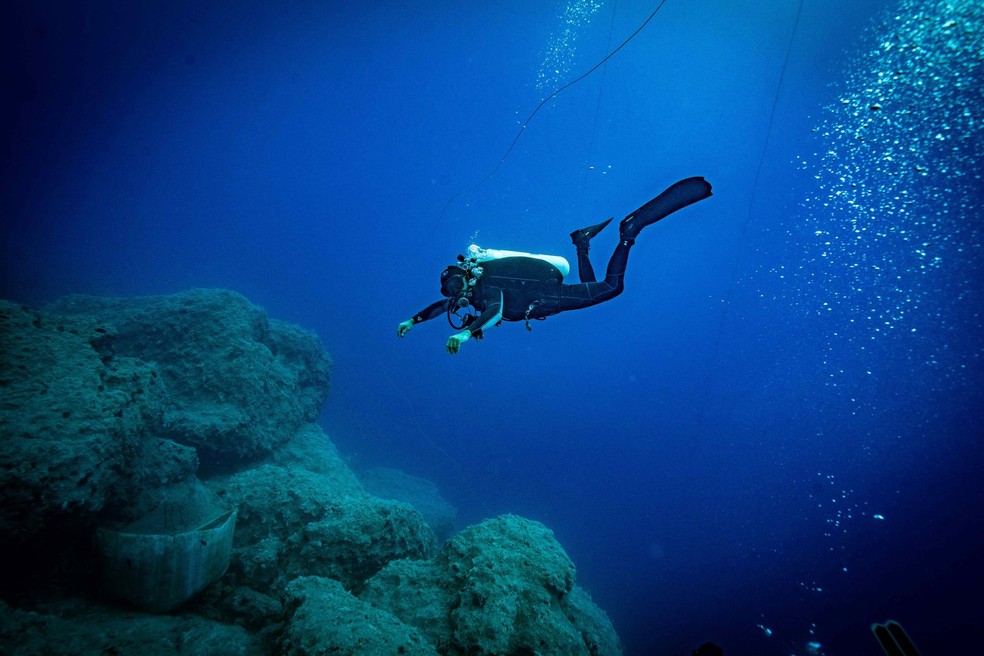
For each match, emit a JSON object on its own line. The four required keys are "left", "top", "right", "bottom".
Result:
{"left": 410, "top": 238, "right": 632, "bottom": 335}
{"left": 410, "top": 177, "right": 713, "bottom": 337}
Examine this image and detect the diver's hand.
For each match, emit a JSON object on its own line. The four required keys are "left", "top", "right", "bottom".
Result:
{"left": 397, "top": 320, "right": 414, "bottom": 338}
{"left": 446, "top": 330, "right": 472, "bottom": 355}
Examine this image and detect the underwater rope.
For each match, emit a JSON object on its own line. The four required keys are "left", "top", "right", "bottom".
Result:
{"left": 492, "top": 0, "right": 668, "bottom": 180}
{"left": 694, "top": 0, "right": 805, "bottom": 434}
{"left": 423, "top": 0, "right": 670, "bottom": 245}
{"left": 740, "top": 0, "right": 804, "bottom": 249}
{"left": 577, "top": 0, "right": 620, "bottom": 208}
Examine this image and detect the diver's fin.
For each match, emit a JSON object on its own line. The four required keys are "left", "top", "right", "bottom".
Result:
{"left": 871, "top": 620, "right": 922, "bottom": 656}
{"left": 570, "top": 217, "right": 614, "bottom": 246}
{"left": 620, "top": 176, "right": 713, "bottom": 241}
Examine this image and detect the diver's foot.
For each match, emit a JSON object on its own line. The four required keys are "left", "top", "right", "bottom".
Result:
{"left": 620, "top": 177, "right": 712, "bottom": 241}
{"left": 570, "top": 217, "right": 613, "bottom": 247}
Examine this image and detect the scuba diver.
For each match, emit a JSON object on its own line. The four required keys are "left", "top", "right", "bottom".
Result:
{"left": 397, "top": 176, "right": 713, "bottom": 354}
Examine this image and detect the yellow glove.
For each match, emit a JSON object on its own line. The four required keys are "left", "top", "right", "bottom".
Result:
{"left": 397, "top": 320, "right": 414, "bottom": 338}
{"left": 446, "top": 330, "right": 472, "bottom": 355}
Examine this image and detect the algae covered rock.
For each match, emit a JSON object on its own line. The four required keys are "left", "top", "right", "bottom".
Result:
{"left": 268, "top": 423, "right": 363, "bottom": 488}
{"left": 208, "top": 458, "right": 437, "bottom": 594}
{"left": 357, "top": 558, "right": 455, "bottom": 651}
{"left": 0, "top": 300, "right": 191, "bottom": 543}
{"left": 361, "top": 514, "right": 622, "bottom": 656}
{"left": 292, "top": 499, "right": 437, "bottom": 590}
{"left": 46, "top": 289, "right": 331, "bottom": 459}
{"left": 563, "top": 585, "right": 624, "bottom": 656}
{"left": 281, "top": 576, "right": 439, "bottom": 656}
{"left": 191, "top": 581, "right": 285, "bottom": 631}
{"left": 360, "top": 467, "right": 457, "bottom": 541}
{"left": 0, "top": 599, "right": 261, "bottom": 656}
{"left": 0, "top": 288, "right": 338, "bottom": 616}
{"left": 0, "top": 288, "right": 626, "bottom": 655}
{"left": 440, "top": 514, "right": 582, "bottom": 655}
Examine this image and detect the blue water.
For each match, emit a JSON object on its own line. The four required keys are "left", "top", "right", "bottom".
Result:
{"left": 2, "top": 1, "right": 981, "bottom": 654}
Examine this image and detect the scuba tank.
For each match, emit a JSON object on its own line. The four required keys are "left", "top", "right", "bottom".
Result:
{"left": 464, "top": 244, "right": 570, "bottom": 279}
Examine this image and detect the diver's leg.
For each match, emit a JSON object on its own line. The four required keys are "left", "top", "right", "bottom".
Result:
{"left": 573, "top": 242, "right": 596, "bottom": 283}
{"left": 599, "top": 239, "right": 631, "bottom": 295}
{"left": 620, "top": 177, "right": 712, "bottom": 242}
{"left": 569, "top": 217, "right": 612, "bottom": 283}
{"left": 537, "top": 239, "right": 633, "bottom": 315}
{"left": 540, "top": 181, "right": 711, "bottom": 315}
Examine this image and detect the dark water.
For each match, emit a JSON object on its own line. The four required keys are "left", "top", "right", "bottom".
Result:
{"left": 2, "top": 1, "right": 981, "bottom": 654}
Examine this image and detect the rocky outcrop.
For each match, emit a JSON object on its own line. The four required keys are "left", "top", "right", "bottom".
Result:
{"left": 46, "top": 289, "right": 331, "bottom": 460}
{"left": 0, "top": 289, "right": 623, "bottom": 656}
{"left": 280, "top": 577, "right": 439, "bottom": 656}
{"left": 0, "top": 300, "right": 195, "bottom": 543}
{"left": 0, "top": 599, "right": 262, "bottom": 655}
{"left": 360, "top": 467, "right": 457, "bottom": 541}
{"left": 362, "top": 514, "right": 622, "bottom": 656}
{"left": 267, "top": 422, "right": 362, "bottom": 486}
{"left": 207, "top": 456, "right": 437, "bottom": 595}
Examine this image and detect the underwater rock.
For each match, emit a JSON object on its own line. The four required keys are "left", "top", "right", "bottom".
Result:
{"left": 0, "top": 290, "right": 625, "bottom": 654}
{"left": 359, "top": 467, "right": 458, "bottom": 541}
{"left": 563, "top": 585, "right": 624, "bottom": 656}
{"left": 281, "top": 576, "right": 439, "bottom": 656}
{"left": 191, "top": 581, "right": 285, "bottom": 631}
{"left": 267, "top": 423, "right": 363, "bottom": 488}
{"left": 361, "top": 514, "right": 622, "bottom": 656}
{"left": 208, "top": 462, "right": 436, "bottom": 595}
{"left": 46, "top": 288, "right": 331, "bottom": 459}
{"left": 357, "top": 558, "right": 455, "bottom": 651}
{"left": 290, "top": 497, "right": 436, "bottom": 591}
{"left": 0, "top": 598, "right": 261, "bottom": 655}
{"left": 0, "top": 300, "right": 191, "bottom": 544}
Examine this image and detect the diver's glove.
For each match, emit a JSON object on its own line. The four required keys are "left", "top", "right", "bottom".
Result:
{"left": 446, "top": 330, "right": 472, "bottom": 355}
{"left": 397, "top": 320, "right": 414, "bottom": 338}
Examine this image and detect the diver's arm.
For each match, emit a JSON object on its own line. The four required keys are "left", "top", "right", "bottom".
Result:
{"left": 469, "top": 287, "right": 504, "bottom": 335}
{"left": 397, "top": 300, "right": 447, "bottom": 338}
{"left": 446, "top": 288, "right": 503, "bottom": 354}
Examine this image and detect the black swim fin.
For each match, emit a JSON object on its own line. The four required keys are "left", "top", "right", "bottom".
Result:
{"left": 570, "top": 217, "right": 613, "bottom": 247}
{"left": 872, "top": 620, "right": 922, "bottom": 656}
{"left": 620, "top": 176, "right": 713, "bottom": 241}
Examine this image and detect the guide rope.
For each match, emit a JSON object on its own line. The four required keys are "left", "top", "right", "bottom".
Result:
{"left": 423, "top": 1, "right": 670, "bottom": 245}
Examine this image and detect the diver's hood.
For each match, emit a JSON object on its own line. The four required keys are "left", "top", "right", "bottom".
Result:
{"left": 440, "top": 265, "right": 468, "bottom": 298}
